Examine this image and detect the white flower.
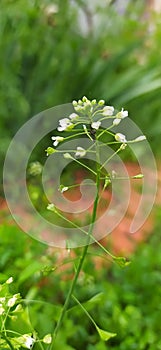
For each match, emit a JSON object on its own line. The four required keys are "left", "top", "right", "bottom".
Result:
{"left": 120, "top": 143, "right": 127, "bottom": 150}
{"left": 75, "top": 147, "right": 86, "bottom": 157}
{"left": 59, "top": 185, "right": 69, "bottom": 193}
{"left": 57, "top": 118, "right": 73, "bottom": 131}
{"left": 113, "top": 118, "right": 121, "bottom": 126}
{"left": 7, "top": 296, "right": 17, "bottom": 307}
{"left": 51, "top": 136, "right": 64, "bottom": 146}
{"left": 117, "top": 108, "right": 128, "bottom": 119}
{"left": 47, "top": 203, "right": 55, "bottom": 211}
{"left": 6, "top": 277, "right": 13, "bottom": 284}
{"left": 102, "top": 106, "right": 114, "bottom": 116}
{"left": 91, "top": 121, "right": 101, "bottom": 130}
{"left": 23, "top": 335, "right": 35, "bottom": 349}
{"left": 115, "top": 133, "right": 127, "bottom": 143}
{"left": 133, "top": 135, "right": 146, "bottom": 142}
{"left": 69, "top": 113, "right": 78, "bottom": 120}
{"left": 43, "top": 334, "right": 52, "bottom": 344}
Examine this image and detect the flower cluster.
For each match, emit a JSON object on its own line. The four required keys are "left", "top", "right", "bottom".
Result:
{"left": 47, "top": 96, "right": 146, "bottom": 158}
{"left": 0, "top": 277, "right": 52, "bottom": 349}
{"left": 45, "top": 96, "right": 146, "bottom": 198}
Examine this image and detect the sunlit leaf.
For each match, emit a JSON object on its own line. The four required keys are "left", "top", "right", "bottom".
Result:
{"left": 96, "top": 326, "right": 117, "bottom": 341}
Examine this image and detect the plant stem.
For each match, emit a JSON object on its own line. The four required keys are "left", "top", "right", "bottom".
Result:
{"left": 1, "top": 334, "right": 14, "bottom": 350}
{"left": 49, "top": 141, "right": 101, "bottom": 349}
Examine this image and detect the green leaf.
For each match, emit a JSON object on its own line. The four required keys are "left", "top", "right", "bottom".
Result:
{"left": 87, "top": 292, "right": 104, "bottom": 305}
{"left": 18, "top": 261, "right": 44, "bottom": 284}
{"left": 96, "top": 326, "right": 117, "bottom": 342}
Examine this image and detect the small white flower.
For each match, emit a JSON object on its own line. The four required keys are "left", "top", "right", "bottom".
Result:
{"left": 51, "top": 136, "right": 64, "bottom": 146}
{"left": 120, "top": 143, "right": 127, "bottom": 150}
{"left": 75, "top": 146, "right": 86, "bottom": 157}
{"left": 113, "top": 118, "right": 121, "bottom": 126}
{"left": 91, "top": 121, "right": 101, "bottom": 130}
{"left": 117, "top": 108, "right": 128, "bottom": 119}
{"left": 57, "top": 118, "right": 73, "bottom": 131}
{"left": 47, "top": 203, "right": 55, "bottom": 211}
{"left": 69, "top": 113, "right": 78, "bottom": 120}
{"left": 59, "top": 186, "right": 69, "bottom": 193}
{"left": 43, "top": 334, "right": 52, "bottom": 344}
{"left": 23, "top": 335, "right": 35, "bottom": 349}
{"left": 7, "top": 296, "right": 17, "bottom": 307}
{"left": 133, "top": 135, "right": 146, "bottom": 142}
{"left": 6, "top": 277, "right": 13, "bottom": 284}
{"left": 74, "top": 105, "right": 83, "bottom": 112}
{"left": 115, "top": 133, "right": 127, "bottom": 143}
{"left": 102, "top": 106, "right": 114, "bottom": 116}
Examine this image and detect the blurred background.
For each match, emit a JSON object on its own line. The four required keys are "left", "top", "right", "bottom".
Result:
{"left": 0, "top": 1, "right": 161, "bottom": 349}
{"left": 1, "top": 0, "right": 161, "bottom": 181}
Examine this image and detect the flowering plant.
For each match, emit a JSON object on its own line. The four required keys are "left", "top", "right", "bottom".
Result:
{"left": 45, "top": 96, "right": 146, "bottom": 348}
{"left": 0, "top": 277, "right": 52, "bottom": 349}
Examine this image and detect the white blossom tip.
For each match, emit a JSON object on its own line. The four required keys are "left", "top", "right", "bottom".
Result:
{"left": 91, "top": 121, "right": 101, "bottom": 130}
{"left": 75, "top": 146, "right": 86, "bottom": 157}
{"left": 115, "top": 133, "right": 127, "bottom": 143}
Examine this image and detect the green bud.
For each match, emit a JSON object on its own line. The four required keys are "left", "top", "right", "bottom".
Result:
{"left": 63, "top": 153, "right": 72, "bottom": 159}
{"left": 98, "top": 99, "right": 105, "bottom": 105}
{"left": 47, "top": 203, "right": 56, "bottom": 212}
{"left": 113, "top": 256, "right": 131, "bottom": 268}
{"left": 132, "top": 174, "right": 144, "bottom": 179}
{"left": 82, "top": 96, "right": 88, "bottom": 102}
{"left": 46, "top": 147, "right": 56, "bottom": 156}
{"left": 72, "top": 100, "right": 77, "bottom": 107}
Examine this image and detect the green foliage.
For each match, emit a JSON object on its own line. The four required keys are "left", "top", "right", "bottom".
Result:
{"left": 0, "top": 218, "right": 161, "bottom": 349}
{"left": 1, "top": 0, "right": 161, "bottom": 180}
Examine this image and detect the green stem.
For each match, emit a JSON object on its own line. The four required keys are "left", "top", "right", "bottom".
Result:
{"left": 48, "top": 141, "right": 101, "bottom": 349}
{"left": 72, "top": 295, "right": 97, "bottom": 328}
{"left": 1, "top": 334, "right": 14, "bottom": 350}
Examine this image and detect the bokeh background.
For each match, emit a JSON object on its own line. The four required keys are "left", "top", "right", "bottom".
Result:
{"left": 0, "top": 1, "right": 161, "bottom": 349}
{"left": 1, "top": 0, "right": 161, "bottom": 174}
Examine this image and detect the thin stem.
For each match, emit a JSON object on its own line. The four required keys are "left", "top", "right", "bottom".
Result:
{"left": 1, "top": 334, "right": 14, "bottom": 350}
{"left": 67, "top": 156, "right": 97, "bottom": 176}
{"left": 72, "top": 295, "right": 97, "bottom": 328}
{"left": 100, "top": 145, "right": 122, "bottom": 170}
{"left": 52, "top": 207, "right": 115, "bottom": 260}
{"left": 48, "top": 140, "right": 101, "bottom": 349}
